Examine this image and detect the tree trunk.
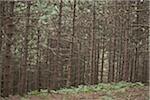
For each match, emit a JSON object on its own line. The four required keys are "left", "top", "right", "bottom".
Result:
{"left": 0, "top": 1, "right": 4, "bottom": 96}
{"left": 20, "top": 1, "right": 31, "bottom": 95}
{"left": 90, "top": 0, "right": 96, "bottom": 85}
{"left": 3, "top": 1, "right": 14, "bottom": 97}
{"left": 37, "top": 29, "right": 41, "bottom": 92}
{"left": 56, "top": 0, "right": 63, "bottom": 88}
{"left": 94, "top": 43, "right": 100, "bottom": 84}
{"left": 77, "top": 42, "right": 81, "bottom": 85}
{"left": 108, "top": 37, "right": 112, "bottom": 82}
{"left": 101, "top": 37, "right": 105, "bottom": 83}
{"left": 68, "top": 0, "right": 76, "bottom": 86}
{"left": 123, "top": 1, "right": 129, "bottom": 81}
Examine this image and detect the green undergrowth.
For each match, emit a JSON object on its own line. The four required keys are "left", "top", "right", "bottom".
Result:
{"left": 27, "top": 89, "right": 49, "bottom": 97}
{"left": 52, "top": 82, "right": 144, "bottom": 94}
{"left": 27, "top": 82, "right": 144, "bottom": 96}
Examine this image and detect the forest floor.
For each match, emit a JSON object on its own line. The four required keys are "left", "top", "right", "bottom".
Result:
{"left": 1, "top": 82, "right": 149, "bottom": 100}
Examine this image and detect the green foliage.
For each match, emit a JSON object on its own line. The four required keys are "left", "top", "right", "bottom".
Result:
{"left": 27, "top": 82, "right": 145, "bottom": 96}
{"left": 49, "top": 82, "right": 144, "bottom": 94}
{"left": 21, "top": 82, "right": 145, "bottom": 99}
{"left": 27, "top": 89, "right": 48, "bottom": 97}
{"left": 101, "top": 95, "right": 114, "bottom": 100}
{"left": 26, "top": 82, "right": 144, "bottom": 95}
{"left": 21, "top": 97, "right": 30, "bottom": 100}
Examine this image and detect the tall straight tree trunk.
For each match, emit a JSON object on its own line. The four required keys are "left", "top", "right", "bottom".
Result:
{"left": 133, "top": 47, "right": 138, "bottom": 82}
{"left": 0, "top": 1, "right": 4, "bottom": 96}
{"left": 72, "top": 0, "right": 77, "bottom": 86}
{"left": 117, "top": 11, "right": 123, "bottom": 81}
{"left": 56, "top": 0, "right": 63, "bottom": 88}
{"left": 123, "top": 1, "right": 129, "bottom": 81}
{"left": 108, "top": 37, "right": 112, "bottom": 82}
{"left": 68, "top": 0, "right": 76, "bottom": 86}
{"left": 49, "top": 39, "right": 55, "bottom": 89}
{"left": 90, "top": 0, "right": 96, "bottom": 85}
{"left": 116, "top": 50, "right": 120, "bottom": 82}
{"left": 20, "top": 1, "right": 30, "bottom": 95}
{"left": 46, "top": 38, "right": 50, "bottom": 89}
{"left": 130, "top": 56, "right": 135, "bottom": 82}
{"left": 94, "top": 43, "right": 100, "bottom": 84}
{"left": 82, "top": 55, "right": 86, "bottom": 84}
{"left": 100, "top": 5, "right": 106, "bottom": 83}
{"left": 115, "top": 11, "right": 120, "bottom": 82}
{"left": 101, "top": 37, "right": 105, "bottom": 83}
{"left": 3, "top": 1, "right": 14, "bottom": 97}
{"left": 123, "top": 23, "right": 129, "bottom": 81}
{"left": 118, "top": 3, "right": 125, "bottom": 81}
{"left": 111, "top": 27, "right": 115, "bottom": 82}
{"left": 77, "top": 42, "right": 81, "bottom": 85}
{"left": 108, "top": 1, "right": 116, "bottom": 82}
{"left": 37, "top": 29, "right": 41, "bottom": 92}
{"left": 111, "top": 1, "right": 117, "bottom": 82}
{"left": 119, "top": 30, "right": 123, "bottom": 81}
{"left": 47, "top": 35, "right": 51, "bottom": 92}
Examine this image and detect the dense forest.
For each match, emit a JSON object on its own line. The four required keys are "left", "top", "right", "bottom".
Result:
{"left": 0, "top": 0, "right": 149, "bottom": 98}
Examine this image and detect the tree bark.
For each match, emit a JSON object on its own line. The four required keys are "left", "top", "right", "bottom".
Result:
{"left": 101, "top": 37, "right": 105, "bottom": 83}
{"left": 3, "top": 1, "right": 14, "bottom": 97}
{"left": 95, "top": 43, "right": 100, "bottom": 84}
{"left": 37, "top": 29, "right": 41, "bottom": 92}
{"left": 123, "top": 1, "right": 129, "bottom": 81}
{"left": 68, "top": 0, "right": 76, "bottom": 86}
{"left": 56, "top": 0, "right": 63, "bottom": 88}
{"left": 0, "top": 1, "right": 4, "bottom": 96}
{"left": 90, "top": 0, "right": 96, "bottom": 85}
{"left": 20, "top": 1, "right": 31, "bottom": 95}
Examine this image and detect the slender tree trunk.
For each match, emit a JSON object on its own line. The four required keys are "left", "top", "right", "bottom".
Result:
{"left": 100, "top": 5, "right": 106, "bottom": 83}
{"left": 0, "top": 1, "right": 4, "bottom": 96}
{"left": 90, "top": 0, "right": 96, "bottom": 85}
{"left": 20, "top": 1, "right": 31, "bottom": 95}
{"left": 116, "top": 51, "right": 119, "bottom": 82}
{"left": 117, "top": 11, "right": 123, "bottom": 81}
{"left": 82, "top": 56, "right": 86, "bottom": 84}
{"left": 112, "top": 1, "right": 117, "bottom": 82}
{"left": 123, "top": 26, "right": 129, "bottom": 81}
{"left": 80, "top": 49, "right": 86, "bottom": 85}
{"left": 119, "top": 32, "right": 123, "bottom": 81}
{"left": 68, "top": 0, "right": 76, "bottom": 86}
{"left": 49, "top": 39, "right": 55, "bottom": 89}
{"left": 47, "top": 35, "right": 51, "bottom": 92}
{"left": 119, "top": 3, "right": 125, "bottom": 81}
{"left": 111, "top": 29, "right": 116, "bottom": 82}
{"left": 56, "top": 0, "right": 63, "bottom": 88}
{"left": 123, "top": 1, "right": 129, "bottom": 81}
{"left": 108, "top": 2, "right": 116, "bottom": 82}
{"left": 37, "top": 29, "right": 41, "bottom": 92}
{"left": 116, "top": 12, "right": 120, "bottom": 82}
{"left": 130, "top": 56, "right": 134, "bottom": 82}
{"left": 3, "top": 1, "right": 14, "bottom": 97}
{"left": 101, "top": 37, "right": 105, "bottom": 83}
{"left": 95, "top": 43, "right": 100, "bottom": 84}
{"left": 77, "top": 42, "right": 81, "bottom": 85}
{"left": 134, "top": 46, "right": 138, "bottom": 82}
{"left": 44, "top": 33, "right": 50, "bottom": 90}
{"left": 108, "top": 37, "right": 112, "bottom": 82}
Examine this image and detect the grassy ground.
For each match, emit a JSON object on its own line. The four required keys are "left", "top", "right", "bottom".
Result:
{"left": 1, "top": 82, "right": 149, "bottom": 100}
